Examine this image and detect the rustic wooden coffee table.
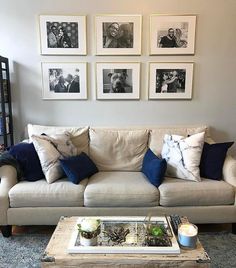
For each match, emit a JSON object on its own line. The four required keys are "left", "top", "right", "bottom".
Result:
{"left": 41, "top": 216, "right": 211, "bottom": 268}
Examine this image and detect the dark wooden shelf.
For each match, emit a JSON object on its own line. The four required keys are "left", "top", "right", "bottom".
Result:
{"left": 0, "top": 55, "right": 14, "bottom": 148}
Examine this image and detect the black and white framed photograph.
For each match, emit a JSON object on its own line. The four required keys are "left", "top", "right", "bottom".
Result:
{"left": 39, "top": 15, "right": 86, "bottom": 55}
{"left": 42, "top": 62, "right": 87, "bottom": 99}
{"left": 149, "top": 62, "right": 193, "bottom": 99}
{"left": 150, "top": 15, "right": 196, "bottom": 55}
{"left": 96, "top": 62, "right": 140, "bottom": 99}
{"left": 95, "top": 15, "right": 142, "bottom": 55}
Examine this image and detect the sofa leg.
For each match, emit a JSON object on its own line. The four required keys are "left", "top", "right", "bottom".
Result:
{"left": 0, "top": 225, "right": 12, "bottom": 237}
{"left": 232, "top": 223, "right": 236, "bottom": 234}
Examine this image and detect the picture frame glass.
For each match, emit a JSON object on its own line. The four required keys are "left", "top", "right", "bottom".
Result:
{"left": 39, "top": 15, "right": 87, "bottom": 55}
{"left": 149, "top": 63, "right": 193, "bottom": 99}
{"left": 96, "top": 15, "right": 142, "bottom": 55}
{"left": 42, "top": 63, "right": 87, "bottom": 99}
{"left": 150, "top": 15, "right": 196, "bottom": 55}
{"left": 96, "top": 63, "right": 140, "bottom": 99}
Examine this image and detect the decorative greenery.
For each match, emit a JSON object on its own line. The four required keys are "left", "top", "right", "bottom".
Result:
{"left": 77, "top": 218, "right": 101, "bottom": 239}
{"left": 103, "top": 226, "right": 130, "bottom": 245}
{"left": 149, "top": 225, "right": 164, "bottom": 237}
{"left": 146, "top": 224, "right": 171, "bottom": 247}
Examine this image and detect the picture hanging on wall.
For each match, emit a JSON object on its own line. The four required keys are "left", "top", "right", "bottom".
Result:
{"left": 39, "top": 15, "right": 87, "bottom": 55}
{"left": 42, "top": 62, "right": 87, "bottom": 100}
{"left": 150, "top": 15, "right": 196, "bottom": 55}
{"left": 96, "top": 62, "right": 140, "bottom": 99}
{"left": 148, "top": 62, "right": 194, "bottom": 99}
{"left": 95, "top": 15, "right": 142, "bottom": 55}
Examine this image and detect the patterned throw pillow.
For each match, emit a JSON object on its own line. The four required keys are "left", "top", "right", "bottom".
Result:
{"left": 161, "top": 132, "right": 205, "bottom": 182}
{"left": 31, "top": 132, "right": 77, "bottom": 183}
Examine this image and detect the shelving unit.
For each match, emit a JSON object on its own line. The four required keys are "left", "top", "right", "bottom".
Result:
{"left": 0, "top": 56, "right": 14, "bottom": 151}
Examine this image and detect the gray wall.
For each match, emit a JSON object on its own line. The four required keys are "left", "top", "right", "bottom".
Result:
{"left": 0, "top": 0, "right": 236, "bottom": 156}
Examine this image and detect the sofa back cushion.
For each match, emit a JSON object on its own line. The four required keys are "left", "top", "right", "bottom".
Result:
{"left": 27, "top": 124, "right": 89, "bottom": 154}
{"left": 89, "top": 128, "right": 149, "bottom": 171}
{"left": 149, "top": 125, "right": 209, "bottom": 156}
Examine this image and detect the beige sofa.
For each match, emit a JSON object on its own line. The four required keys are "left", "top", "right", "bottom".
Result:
{"left": 0, "top": 124, "right": 236, "bottom": 237}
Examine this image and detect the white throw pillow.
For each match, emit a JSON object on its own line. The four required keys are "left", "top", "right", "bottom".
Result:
{"left": 161, "top": 132, "right": 205, "bottom": 182}
{"left": 31, "top": 133, "right": 77, "bottom": 183}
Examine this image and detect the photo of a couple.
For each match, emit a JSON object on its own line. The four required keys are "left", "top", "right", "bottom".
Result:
{"left": 157, "top": 23, "right": 188, "bottom": 48}
{"left": 102, "top": 22, "right": 134, "bottom": 48}
{"left": 156, "top": 69, "right": 186, "bottom": 93}
{"left": 47, "top": 22, "right": 79, "bottom": 48}
{"left": 49, "top": 68, "right": 80, "bottom": 93}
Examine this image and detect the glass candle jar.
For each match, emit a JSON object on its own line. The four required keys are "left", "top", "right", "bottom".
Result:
{"left": 178, "top": 223, "right": 198, "bottom": 249}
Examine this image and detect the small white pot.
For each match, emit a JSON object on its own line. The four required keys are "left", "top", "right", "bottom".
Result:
{"left": 80, "top": 234, "right": 98, "bottom": 246}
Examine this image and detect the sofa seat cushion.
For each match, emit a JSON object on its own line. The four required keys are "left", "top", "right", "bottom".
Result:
{"left": 9, "top": 178, "right": 88, "bottom": 207}
{"left": 84, "top": 171, "right": 159, "bottom": 207}
{"left": 159, "top": 177, "right": 235, "bottom": 207}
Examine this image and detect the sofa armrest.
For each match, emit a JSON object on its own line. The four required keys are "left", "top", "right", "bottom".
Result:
{"left": 223, "top": 155, "right": 236, "bottom": 205}
{"left": 0, "top": 165, "right": 18, "bottom": 225}
{"left": 223, "top": 155, "right": 236, "bottom": 187}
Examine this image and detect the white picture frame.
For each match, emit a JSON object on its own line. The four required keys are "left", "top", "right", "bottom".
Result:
{"left": 39, "top": 15, "right": 87, "bottom": 55}
{"left": 42, "top": 62, "right": 87, "bottom": 100}
{"left": 96, "top": 62, "right": 140, "bottom": 99}
{"left": 149, "top": 62, "right": 194, "bottom": 99}
{"left": 150, "top": 15, "right": 196, "bottom": 55}
{"left": 95, "top": 15, "right": 142, "bottom": 55}
{"left": 68, "top": 216, "right": 180, "bottom": 254}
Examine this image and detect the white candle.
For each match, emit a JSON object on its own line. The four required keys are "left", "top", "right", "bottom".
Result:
{"left": 178, "top": 223, "right": 198, "bottom": 248}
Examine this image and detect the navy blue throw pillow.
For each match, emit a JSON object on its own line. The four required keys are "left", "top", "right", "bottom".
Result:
{"left": 8, "top": 143, "right": 44, "bottom": 181}
{"left": 60, "top": 152, "right": 98, "bottom": 184}
{"left": 200, "top": 142, "right": 234, "bottom": 180}
{"left": 142, "top": 148, "right": 167, "bottom": 187}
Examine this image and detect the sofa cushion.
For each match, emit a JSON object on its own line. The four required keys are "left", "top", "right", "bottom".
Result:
{"left": 27, "top": 124, "right": 89, "bottom": 154}
{"left": 141, "top": 148, "right": 167, "bottom": 187}
{"left": 31, "top": 133, "right": 77, "bottom": 183}
{"left": 60, "top": 153, "right": 98, "bottom": 184}
{"left": 159, "top": 177, "right": 235, "bottom": 207}
{"left": 8, "top": 142, "right": 44, "bottom": 181}
{"left": 200, "top": 142, "right": 234, "bottom": 180}
{"left": 84, "top": 171, "right": 159, "bottom": 207}
{"left": 89, "top": 128, "right": 149, "bottom": 171}
{"left": 9, "top": 178, "right": 88, "bottom": 207}
{"left": 149, "top": 125, "right": 209, "bottom": 156}
{"left": 161, "top": 132, "right": 205, "bottom": 182}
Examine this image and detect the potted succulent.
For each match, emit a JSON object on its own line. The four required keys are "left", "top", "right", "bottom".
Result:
{"left": 77, "top": 218, "right": 101, "bottom": 246}
{"left": 146, "top": 224, "right": 171, "bottom": 246}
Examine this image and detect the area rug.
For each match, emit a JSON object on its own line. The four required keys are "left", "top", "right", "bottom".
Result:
{"left": 0, "top": 232, "right": 235, "bottom": 268}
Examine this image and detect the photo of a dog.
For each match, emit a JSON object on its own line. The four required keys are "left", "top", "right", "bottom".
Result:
{"left": 103, "top": 69, "right": 133, "bottom": 93}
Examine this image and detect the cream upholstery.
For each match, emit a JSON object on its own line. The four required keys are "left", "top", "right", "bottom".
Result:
{"left": 0, "top": 124, "right": 235, "bottom": 228}
{"left": 31, "top": 133, "right": 77, "bottom": 184}
{"left": 9, "top": 178, "right": 88, "bottom": 207}
{"left": 7, "top": 206, "right": 236, "bottom": 226}
{"left": 89, "top": 128, "right": 149, "bottom": 171}
{"left": 84, "top": 172, "right": 159, "bottom": 207}
{"left": 0, "top": 166, "right": 18, "bottom": 225}
{"left": 159, "top": 177, "right": 235, "bottom": 207}
{"left": 149, "top": 125, "right": 208, "bottom": 156}
{"left": 27, "top": 124, "right": 89, "bottom": 154}
{"left": 223, "top": 155, "right": 236, "bottom": 204}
